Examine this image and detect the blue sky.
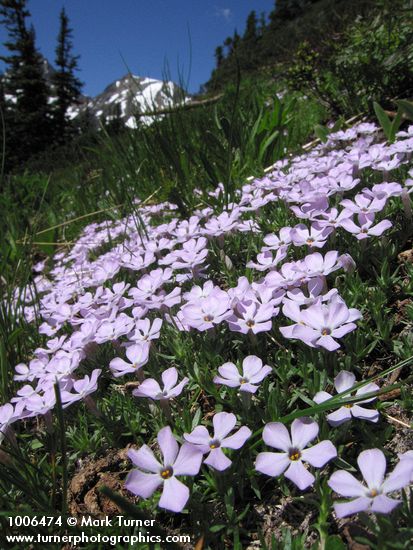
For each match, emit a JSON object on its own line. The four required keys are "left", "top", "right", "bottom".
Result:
{"left": 0, "top": 1, "right": 274, "bottom": 97}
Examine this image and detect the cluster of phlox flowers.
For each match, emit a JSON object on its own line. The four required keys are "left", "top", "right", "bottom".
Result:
{"left": 2, "top": 121, "right": 413, "bottom": 519}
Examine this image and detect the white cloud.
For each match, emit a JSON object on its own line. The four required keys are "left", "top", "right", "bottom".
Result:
{"left": 214, "top": 7, "right": 232, "bottom": 22}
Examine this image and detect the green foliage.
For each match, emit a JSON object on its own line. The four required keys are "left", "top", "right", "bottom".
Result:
{"left": 52, "top": 7, "right": 83, "bottom": 143}
{"left": 373, "top": 102, "right": 403, "bottom": 143}
{"left": 287, "top": 1, "right": 413, "bottom": 116}
{"left": 207, "top": 0, "right": 375, "bottom": 92}
{"left": 0, "top": 0, "right": 52, "bottom": 170}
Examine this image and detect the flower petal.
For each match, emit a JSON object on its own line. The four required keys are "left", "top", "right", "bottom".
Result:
{"left": 301, "top": 440, "right": 337, "bottom": 467}
{"left": 351, "top": 405, "right": 379, "bottom": 422}
{"left": 255, "top": 451, "right": 289, "bottom": 477}
{"left": 159, "top": 476, "right": 189, "bottom": 512}
{"left": 249, "top": 365, "right": 272, "bottom": 384}
{"left": 125, "top": 470, "right": 162, "bottom": 498}
{"left": 326, "top": 406, "right": 352, "bottom": 426}
{"left": 313, "top": 390, "right": 333, "bottom": 404}
{"left": 171, "top": 378, "right": 190, "bottom": 398}
{"left": 161, "top": 367, "right": 178, "bottom": 391}
{"left": 357, "top": 449, "right": 386, "bottom": 489}
{"left": 317, "top": 334, "right": 340, "bottom": 351}
{"left": 242, "top": 356, "right": 263, "bottom": 378}
{"left": 157, "top": 426, "right": 179, "bottom": 466}
{"left": 183, "top": 425, "right": 210, "bottom": 447}
{"left": 221, "top": 426, "right": 252, "bottom": 449}
{"left": 213, "top": 376, "right": 240, "bottom": 388}
{"left": 132, "top": 379, "right": 161, "bottom": 399}
{"left": 262, "top": 422, "right": 291, "bottom": 452}
{"left": 213, "top": 411, "right": 236, "bottom": 440}
{"left": 204, "top": 448, "right": 232, "bottom": 471}
{"left": 127, "top": 446, "right": 161, "bottom": 473}
{"left": 172, "top": 442, "right": 203, "bottom": 476}
{"left": 355, "top": 382, "right": 379, "bottom": 403}
{"left": 333, "top": 497, "right": 372, "bottom": 518}
{"left": 381, "top": 460, "right": 413, "bottom": 493}
{"left": 217, "top": 362, "right": 239, "bottom": 381}
{"left": 291, "top": 417, "right": 319, "bottom": 449}
{"left": 370, "top": 494, "right": 401, "bottom": 514}
{"left": 285, "top": 460, "right": 315, "bottom": 490}
{"left": 328, "top": 470, "right": 366, "bottom": 497}
{"left": 334, "top": 371, "right": 356, "bottom": 393}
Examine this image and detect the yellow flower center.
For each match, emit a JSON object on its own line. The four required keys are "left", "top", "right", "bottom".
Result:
{"left": 289, "top": 448, "right": 301, "bottom": 461}
{"left": 160, "top": 467, "right": 173, "bottom": 479}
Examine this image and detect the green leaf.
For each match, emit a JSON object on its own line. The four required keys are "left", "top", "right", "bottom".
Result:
{"left": 373, "top": 102, "right": 392, "bottom": 140}
{"left": 325, "top": 535, "right": 346, "bottom": 550}
{"left": 389, "top": 107, "right": 403, "bottom": 143}
{"left": 258, "top": 129, "right": 280, "bottom": 164}
{"left": 191, "top": 407, "right": 202, "bottom": 430}
{"left": 314, "top": 124, "right": 329, "bottom": 143}
{"left": 398, "top": 99, "right": 413, "bottom": 121}
{"left": 210, "top": 524, "right": 226, "bottom": 533}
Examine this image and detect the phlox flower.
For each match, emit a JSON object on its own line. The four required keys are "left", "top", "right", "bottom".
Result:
{"left": 328, "top": 449, "right": 413, "bottom": 517}
{"left": 34, "top": 335, "right": 68, "bottom": 357}
{"left": 398, "top": 451, "right": 413, "bottom": 482}
{"left": 202, "top": 209, "right": 241, "bottom": 237}
{"left": 92, "top": 259, "right": 120, "bottom": 284}
{"left": 280, "top": 298, "right": 361, "bottom": 351}
{"left": 94, "top": 314, "right": 135, "bottom": 344}
{"left": 366, "top": 182, "right": 402, "bottom": 200}
{"left": 314, "top": 370, "right": 379, "bottom": 426}
{"left": 180, "top": 295, "right": 231, "bottom": 331}
{"left": 132, "top": 367, "right": 188, "bottom": 400}
{"left": 264, "top": 261, "right": 307, "bottom": 291}
{"left": 184, "top": 411, "right": 251, "bottom": 471}
{"left": 128, "top": 318, "right": 163, "bottom": 343}
{"left": 183, "top": 281, "right": 227, "bottom": 303}
{"left": 129, "top": 269, "right": 173, "bottom": 303}
{"left": 246, "top": 247, "right": 288, "bottom": 272}
{"left": 120, "top": 250, "right": 156, "bottom": 271}
{"left": 290, "top": 224, "right": 333, "bottom": 248}
{"left": 262, "top": 227, "right": 293, "bottom": 251}
{"left": 340, "top": 214, "right": 392, "bottom": 240}
{"left": 0, "top": 403, "right": 23, "bottom": 443}
{"left": 255, "top": 418, "right": 337, "bottom": 490}
{"left": 60, "top": 369, "right": 102, "bottom": 408}
{"left": 312, "top": 207, "right": 353, "bottom": 230}
{"left": 285, "top": 278, "right": 337, "bottom": 306}
{"left": 14, "top": 359, "right": 47, "bottom": 382}
{"left": 228, "top": 300, "right": 277, "bottom": 334}
{"left": 144, "top": 287, "right": 181, "bottom": 310}
{"left": 340, "top": 193, "right": 386, "bottom": 216}
{"left": 298, "top": 251, "right": 343, "bottom": 278}
{"left": 213, "top": 355, "right": 271, "bottom": 394}
{"left": 125, "top": 426, "right": 203, "bottom": 513}
{"left": 289, "top": 196, "right": 329, "bottom": 220}
{"left": 23, "top": 389, "right": 56, "bottom": 417}
{"left": 109, "top": 343, "right": 150, "bottom": 378}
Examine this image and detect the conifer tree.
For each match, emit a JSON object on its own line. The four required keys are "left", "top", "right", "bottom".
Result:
{"left": 244, "top": 11, "right": 258, "bottom": 42}
{"left": 52, "top": 7, "right": 82, "bottom": 142}
{"left": 0, "top": 0, "right": 51, "bottom": 169}
{"left": 214, "top": 46, "right": 224, "bottom": 68}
